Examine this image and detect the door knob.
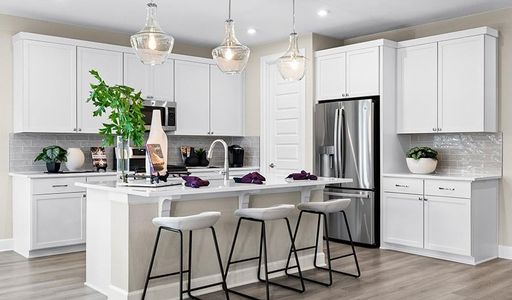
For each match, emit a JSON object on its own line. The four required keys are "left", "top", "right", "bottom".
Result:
{"left": 269, "top": 163, "right": 275, "bottom": 168}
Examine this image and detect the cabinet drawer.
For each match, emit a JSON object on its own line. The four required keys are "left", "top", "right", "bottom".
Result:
{"left": 32, "top": 177, "right": 86, "bottom": 195}
{"left": 424, "top": 180, "right": 471, "bottom": 198}
{"left": 383, "top": 177, "right": 423, "bottom": 194}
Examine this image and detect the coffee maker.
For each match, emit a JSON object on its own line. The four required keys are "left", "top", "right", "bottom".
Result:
{"left": 228, "top": 145, "right": 244, "bottom": 167}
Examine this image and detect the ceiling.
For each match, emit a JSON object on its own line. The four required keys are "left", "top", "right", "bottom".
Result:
{"left": 0, "top": 0, "right": 511, "bottom": 47}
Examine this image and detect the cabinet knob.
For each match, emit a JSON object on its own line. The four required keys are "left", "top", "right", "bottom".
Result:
{"left": 437, "top": 128, "right": 442, "bottom": 132}
{"left": 78, "top": 128, "right": 82, "bottom": 132}
{"left": 432, "top": 128, "right": 437, "bottom": 132}
{"left": 73, "top": 128, "right": 77, "bottom": 132}
{"left": 418, "top": 197, "right": 423, "bottom": 201}
{"left": 269, "top": 163, "right": 275, "bottom": 168}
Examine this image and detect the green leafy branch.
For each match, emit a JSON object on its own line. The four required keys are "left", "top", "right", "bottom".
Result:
{"left": 87, "top": 70, "right": 146, "bottom": 147}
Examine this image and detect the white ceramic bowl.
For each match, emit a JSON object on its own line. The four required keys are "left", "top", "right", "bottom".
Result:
{"left": 406, "top": 158, "right": 438, "bottom": 174}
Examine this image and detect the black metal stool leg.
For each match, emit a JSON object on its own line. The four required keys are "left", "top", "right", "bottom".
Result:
{"left": 224, "top": 217, "right": 243, "bottom": 280}
{"left": 284, "top": 217, "right": 305, "bottom": 292}
{"left": 210, "top": 227, "right": 230, "bottom": 300}
{"left": 142, "top": 227, "right": 162, "bottom": 300}
{"left": 341, "top": 211, "right": 361, "bottom": 278}
{"left": 179, "top": 230, "right": 184, "bottom": 300}
{"left": 322, "top": 213, "right": 334, "bottom": 286}
{"left": 187, "top": 231, "right": 201, "bottom": 300}
{"left": 261, "top": 222, "right": 270, "bottom": 300}
{"left": 284, "top": 211, "right": 303, "bottom": 276}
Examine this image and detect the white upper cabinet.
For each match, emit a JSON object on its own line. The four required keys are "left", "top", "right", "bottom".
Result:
{"left": 174, "top": 60, "right": 210, "bottom": 135}
{"left": 210, "top": 66, "right": 244, "bottom": 136}
{"left": 124, "top": 52, "right": 174, "bottom": 101}
{"left": 346, "top": 47, "right": 380, "bottom": 97}
{"left": 14, "top": 40, "right": 77, "bottom": 133}
{"left": 438, "top": 35, "right": 495, "bottom": 133}
{"left": 315, "top": 53, "right": 346, "bottom": 100}
{"left": 77, "top": 47, "right": 123, "bottom": 134}
{"left": 315, "top": 45, "right": 381, "bottom": 101}
{"left": 396, "top": 28, "right": 497, "bottom": 134}
{"left": 397, "top": 43, "right": 438, "bottom": 133}
{"left": 123, "top": 53, "right": 149, "bottom": 98}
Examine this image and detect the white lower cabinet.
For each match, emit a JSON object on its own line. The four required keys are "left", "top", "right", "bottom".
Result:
{"left": 32, "top": 193, "right": 86, "bottom": 249}
{"left": 12, "top": 174, "right": 116, "bottom": 258}
{"left": 382, "top": 176, "right": 498, "bottom": 265}
{"left": 424, "top": 196, "right": 471, "bottom": 256}
{"left": 383, "top": 193, "right": 424, "bottom": 248}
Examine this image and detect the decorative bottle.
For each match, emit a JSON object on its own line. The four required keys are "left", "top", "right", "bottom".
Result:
{"left": 145, "top": 110, "right": 168, "bottom": 175}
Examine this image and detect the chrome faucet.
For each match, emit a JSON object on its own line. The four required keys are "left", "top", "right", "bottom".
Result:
{"left": 207, "top": 139, "right": 230, "bottom": 184}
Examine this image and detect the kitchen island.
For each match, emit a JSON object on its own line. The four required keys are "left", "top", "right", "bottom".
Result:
{"left": 77, "top": 176, "right": 351, "bottom": 300}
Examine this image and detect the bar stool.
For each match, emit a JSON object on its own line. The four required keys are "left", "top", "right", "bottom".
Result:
{"left": 285, "top": 199, "right": 361, "bottom": 287}
{"left": 142, "top": 212, "right": 229, "bottom": 300}
{"left": 224, "top": 204, "right": 305, "bottom": 300}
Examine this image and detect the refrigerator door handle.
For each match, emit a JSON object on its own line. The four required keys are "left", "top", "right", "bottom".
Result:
{"left": 339, "top": 107, "right": 347, "bottom": 178}
{"left": 333, "top": 108, "right": 340, "bottom": 178}
{"left": 324, "top": 191, "right": 371, "bottom": 199}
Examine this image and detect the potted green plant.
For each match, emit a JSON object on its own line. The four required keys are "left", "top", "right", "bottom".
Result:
{"left": 87, "top": 70, "right": 146, "bottom": 182}
{"left": 406, "top": 147, "right": 439, "bottom": 174}
{"left": 34, "top": 146, "right": 68, "bottom": 173}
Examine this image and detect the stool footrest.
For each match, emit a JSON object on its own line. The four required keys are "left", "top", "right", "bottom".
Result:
{"left": 316, "top": 266, "right": 360, "bottom": 278}
{"left": 331, "top": 252, "right": 355, "bottom": 261}
{"left": 149, "top": 270, "right": 189, "bottom": 280}
{"left": 186, "top": 281, "right": 225, "bottom": 293}
{"left": 226, "top": 288, "right": 260, "bottom": 300}
{"left": 266, "top": 265, "right": 298, "bottom": 275}
{"left": 258, "top": 278, "right": 304, "bottom": 293}
{"left": 295, "top": 245, "right": 317, "bottom": 252}
{"left": 230, "top": 256, "right": 260, "bottom": 264}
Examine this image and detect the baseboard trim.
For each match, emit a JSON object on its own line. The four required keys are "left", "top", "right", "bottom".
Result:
{"left": 0, "top": 239, "right": 13, "bottom": 252}
{"left": 108, "top": 253, "right": 325, "bottom": 300}
{"left": 498, "top": 245, "right": 512, "bottom": 260}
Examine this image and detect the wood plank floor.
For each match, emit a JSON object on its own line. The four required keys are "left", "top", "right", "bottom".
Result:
{"left": 1, "top": 244, "right": 511, "bottom": 300}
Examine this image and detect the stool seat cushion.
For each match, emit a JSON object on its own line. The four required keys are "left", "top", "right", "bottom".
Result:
{"left": 235, "top": 204, "right": 295, "bottom": 221}
{"left": 297, "top": 199, "right": 351, "bottom": 214}
{"left": 153, "top": 212, "right": 221, "bottom": 231}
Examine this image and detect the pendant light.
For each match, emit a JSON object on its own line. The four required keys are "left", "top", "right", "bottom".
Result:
{"left": 130, "top": 1, "right": 174, "bottom": 65}
{"left": 277, "top": 0, "right": 306, "bottom": 81}
{"left": 212, "top": 0, "right": 250, "bottom": 74}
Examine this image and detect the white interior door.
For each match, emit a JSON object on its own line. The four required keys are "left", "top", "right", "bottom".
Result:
{"left": 77, "top": 47, "right": 123, "bottom": 134}
{"left": 261, "top": 54, "right": 306, "bottom": 177}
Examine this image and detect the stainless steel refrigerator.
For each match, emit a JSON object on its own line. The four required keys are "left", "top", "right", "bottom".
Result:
{"left": 315, "top": 97, "right": 379, "bottom": 247}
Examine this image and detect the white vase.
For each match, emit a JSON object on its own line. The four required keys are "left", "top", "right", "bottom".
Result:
{"left": 146, "top": 110, "right": 168, "bottom": 175}
{"left": 406, "top": 158, "right": 438, "bottom": 174}
{"left": 66, "top": 148, "right": 85, "bottom": 171}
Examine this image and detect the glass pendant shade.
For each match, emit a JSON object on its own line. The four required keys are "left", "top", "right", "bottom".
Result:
{"left": 130, "top": 2, "right": 174, "bottom": 66}
{"left": 277, "top": 33, "right": 306, "bottom": 81}
{"left": 212, "top": 20, "right": 250, "bottom": 74}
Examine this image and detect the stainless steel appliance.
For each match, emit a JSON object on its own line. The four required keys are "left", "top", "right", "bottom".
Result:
{"left": 315, "top": 97, "right": 379, "bottom": 248}
{"left": 142, "top": 99, "right": 176, "bottom": 132}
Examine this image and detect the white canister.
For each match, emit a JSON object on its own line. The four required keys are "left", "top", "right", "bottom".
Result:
{"left": 66, "top": 148, "right": 85, "bottom": 171}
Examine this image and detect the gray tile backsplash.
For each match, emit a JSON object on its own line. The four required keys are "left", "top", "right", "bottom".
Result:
{"left": 407, "top": 133, "right": 502, "bottom": 176}
{"left": 9, "top": 133, "right": 260, "bottom": 172}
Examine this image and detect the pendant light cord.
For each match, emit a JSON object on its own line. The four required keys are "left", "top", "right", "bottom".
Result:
{"left": 228, "top": 0, "right": 232, "bottom": 21}
{"left": 292, "top": 0, "right": 296, "bottom": 34}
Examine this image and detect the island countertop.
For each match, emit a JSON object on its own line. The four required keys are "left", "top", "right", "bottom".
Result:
{"left": 76, "top": 176, "right": 352, "bottom": 198}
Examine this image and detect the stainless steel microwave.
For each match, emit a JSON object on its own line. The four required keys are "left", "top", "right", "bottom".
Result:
{"left": 142, "top": 99, "right": 176, "bottom": 132}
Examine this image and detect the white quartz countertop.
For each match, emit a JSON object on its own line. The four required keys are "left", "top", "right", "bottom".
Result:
{"left": 76, "top": 177, "right": 352, "bottom": 198}
{"left": 382, "top": 173, "right": 502, "bottom": 181}
{"left": 9, "top": 171, "right": 119, "bottom": 178}
{"left": 9, "top": 166, "right": 260, "bottom": 179}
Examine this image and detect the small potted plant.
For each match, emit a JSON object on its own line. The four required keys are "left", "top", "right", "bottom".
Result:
{"left": 34, "top": 146, "right": 68, "bottom": 173}
{"left": 406, "top": 147, "right": 439, "bottom": 174}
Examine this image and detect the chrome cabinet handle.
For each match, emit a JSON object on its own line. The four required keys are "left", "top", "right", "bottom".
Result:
{"left": 78, "top": 128, "right": 82, "bottom": 132}
{"left": 395, "top": 184, "right": 409, "bottom": 188}
{"left": 269, "top": 163, "right": 275, "bottom": 168}
{"left": 418, "top": 197, "right": 423, "bottom": 201}
{"left": 73, "top": 128, "right": 77, "bottom": 132}
{"left": 438, "top": 187, "right": 455, "bottom": 191}
{"left": 432, "top": 128, "right": 437, "bottom": 132}
{"left": 423, "top": 198, "right": 428, "bottom": 201}
{"left": 52, "top": 184, "right": 68, "bottom": 188}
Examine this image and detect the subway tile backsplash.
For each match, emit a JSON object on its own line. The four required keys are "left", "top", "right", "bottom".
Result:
{"left": 9, "top": 133, "right": 260, "bottom": 172}
{"left": 407, "top": 133, "right": 502, "bottom": 176}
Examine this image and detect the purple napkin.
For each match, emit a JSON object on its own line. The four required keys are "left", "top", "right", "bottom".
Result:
{"left": 182, "top": 176, "right": 210, "bottom": 188}
{"left": 286, "top": 170, "right": 318, "bottom": 181}
{"left": 234, "top": 172, "right": 266, "bottom": 184}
